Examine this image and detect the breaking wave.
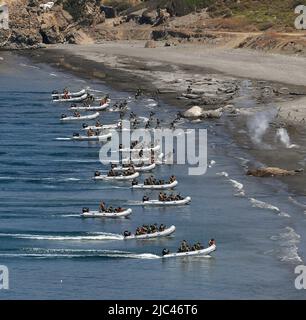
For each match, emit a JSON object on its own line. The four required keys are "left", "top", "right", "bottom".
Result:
{"left": 270, "top": 227, "right": 302, "bottom": 263}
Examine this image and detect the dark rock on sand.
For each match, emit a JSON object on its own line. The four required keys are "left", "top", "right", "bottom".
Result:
{"left": 246, "top": 167, "right": 304, "bottom": 177}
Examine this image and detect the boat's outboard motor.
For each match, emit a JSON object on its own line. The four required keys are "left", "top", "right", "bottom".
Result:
{"left": 162, "top": 249, "right": 170, "bottom": 256}
{"left": 94, "top": 171, "right": 101, "bottom": 177}
{"left": 61, "top": 114, "right": 66, "bottom": 119}
{"left": 132, "top": 179, "right": 138, "bottom": 186}
{"left": 82, "top": 123, "right": 88, "bottom": 128}
{"left": 52, "top": 90, "right": 58, "bottom": 94}
{"left": 73, "top": 132, "right": 80, "bottom": 137}
{"left": 123, "top": 231, "right": 131, "bottom": 237}
{"left": 71, "top": 103, "right": 76, "bottom": 108}
{"left": 82, "top": 207, "right": 89, "bottom": 213}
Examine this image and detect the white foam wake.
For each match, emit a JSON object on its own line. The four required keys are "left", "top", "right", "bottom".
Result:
{"left": 249, "top": 198, "right": 290, "bottom": 217}
{"left": 0, "top": 232, "right": 124, "bottom": 241}
{"left": 0, "top": 248, "right": 161, "bottom": 260}
{"left": 270, "top": 227, "right": 302, "bottom": 263}
{"left": 216, "top": 172, "right": 245, "bottom": 196}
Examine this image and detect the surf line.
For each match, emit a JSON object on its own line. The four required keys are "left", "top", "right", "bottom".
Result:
{"left": 108, "top": 304, "right": 142, "bottom": 318}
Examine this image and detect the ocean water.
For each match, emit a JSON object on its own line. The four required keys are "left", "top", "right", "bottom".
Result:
{"left": 1, "top": 52, "right": 306, "bottom": 299}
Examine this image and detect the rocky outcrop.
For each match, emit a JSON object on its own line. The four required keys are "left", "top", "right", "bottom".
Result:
{"left": 63, "top": 0, "right": 105, "bottom": 26}
{"left": 246, "top": 167, "right": 304, "bottom": 177}
{"left": 0, "top": 0, "right": 103, "bottom": 49}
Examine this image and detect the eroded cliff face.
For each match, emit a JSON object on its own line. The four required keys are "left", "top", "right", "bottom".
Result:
{"left": 0, "top": 0, "right": 104, "bottom": 49}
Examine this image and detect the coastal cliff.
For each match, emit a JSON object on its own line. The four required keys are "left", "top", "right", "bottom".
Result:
{"left": 1, "top": 0, "right": 306, "bottom": 55}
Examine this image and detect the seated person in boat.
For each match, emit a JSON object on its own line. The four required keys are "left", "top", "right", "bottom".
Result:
{"left": 123, "top": 230, "right": 131, "bottom": 237}
{"left": 115, "top": 207, "right": 124, "bottom": 212}
{"left": 151, "top": 224, "right": 158, "bottom": 233}
{"left": 170, "top": 122, "right": 175, "bottom": 130}
{"left": 107, "top": 169, "right": 116, "bottom": 177}
{"left": 150, "top": 175, "right": 156, "bottom": 184}
{"left": 169, "top": 175, "right": 176, "bottom": 183}
{"left": 111, "top": 163, "right": 117, "bottom": 169}
{"left": 156, "top": 119, "right": 161, "bottom": 128}
{"left": 159, "top": 192, "right": 166, "bottom": 201}
{"left": 63, "top": 88, "right": 70, "bottom": 99}
{"left": 178, "top": 240, "right": 190, "bottom": 253}
{"left": 107, "top": 206, "right": 114, "bottom": 213}
{"left": 87, "top": 129, "right": 95, "bottom": 137}
{"left": 73, "top": 111, "right": 81, "bottom": 117}
{"left": 99, "top": 96, "right": 108, "bottom": 106}
{"left": 94, "top": 170, "right": 101, "bottom": 177}
{"left": 168, "top": 193, "right": 176, "bottom": 201}
{"left": 191, "top": 242, "right": 203, "bottom": 251}
{"left": 209, "top": 239, "right": 216, "bottom": 247}
{"left": 95, "top": 120, "right": 102, "bottom": 127}
{"left": 138, "top": 149, "right": 144, "bottom": 158}
{"left": 159, "top": 224, "right": 166, "bottom": 232}
{"left": 162, "top": 248, "right": 170, "bottom": 256}
{"left": 99, "top": 201, "right": 107, "bottom": 212}
{"left": 142, "top": 195, "right": 149, "bottom": 202}
{"left": 145, "top": 121, "right": 150, "bottom": 129}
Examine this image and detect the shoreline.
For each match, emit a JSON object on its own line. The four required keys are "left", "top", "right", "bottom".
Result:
{"left": 21, "top": 42, "right": 306, "bottom": 195}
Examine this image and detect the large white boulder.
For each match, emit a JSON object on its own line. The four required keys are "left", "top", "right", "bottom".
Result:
{"left": 183, "top": 106, "right": 203, "bottom": 118}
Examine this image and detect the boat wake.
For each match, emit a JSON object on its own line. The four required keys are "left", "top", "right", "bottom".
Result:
{"left": 0, "top": 176, "right": 82, "bottom": 183}
{"left": 0, "top": 232, "right": 124, "bottom": 241}
{"left": 270, "top": 227, "right": 302, "bottom": 263}
{"left": 0, "top": 248, "right": 160, "bottom": 260}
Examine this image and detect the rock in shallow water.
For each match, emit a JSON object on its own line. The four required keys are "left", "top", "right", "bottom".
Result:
{"left": 183, "top": 106, "right": 203, "bottom": 118}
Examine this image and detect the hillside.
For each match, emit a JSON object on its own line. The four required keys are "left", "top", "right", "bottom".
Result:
{"left": 1, "top": 0, "right": 306, "bottom": 51}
